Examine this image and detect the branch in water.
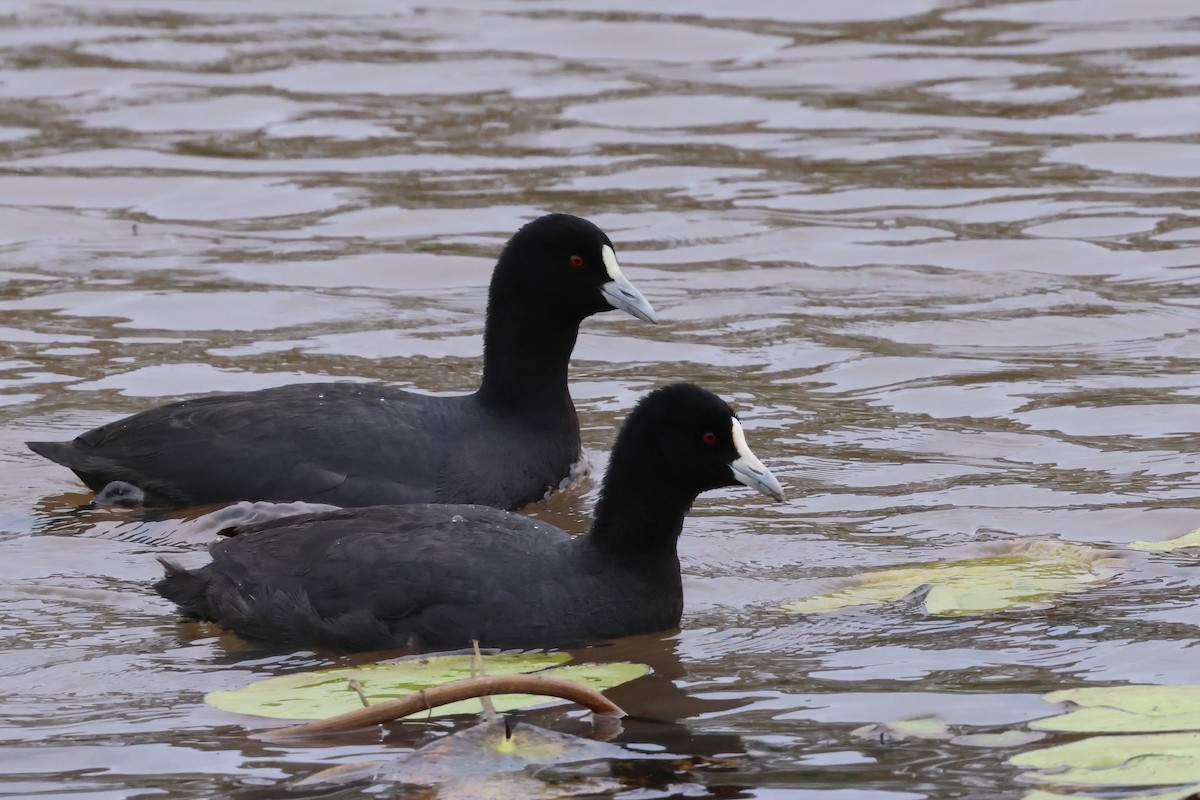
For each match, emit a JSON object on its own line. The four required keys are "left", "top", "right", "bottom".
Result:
{"left": 263, "top": 674, "right": 626, "bottom": 739}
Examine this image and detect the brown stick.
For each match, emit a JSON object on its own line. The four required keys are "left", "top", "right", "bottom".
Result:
{"left": 263, "top": 674, "right": 626, "bottom": 739}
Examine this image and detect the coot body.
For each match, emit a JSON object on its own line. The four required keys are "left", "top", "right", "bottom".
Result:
{"left": 156, "top": 384, "right": 784, "bottom": 651}
{"left": 28, "top": 214, "right": 656, "bottom": 510}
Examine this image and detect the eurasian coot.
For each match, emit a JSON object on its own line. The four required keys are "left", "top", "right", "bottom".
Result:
{"left": 155, "top": 383, "right": 783, "bottom": 651}
{"left": 28, "top": 214, "right": 656, "bottom": 510}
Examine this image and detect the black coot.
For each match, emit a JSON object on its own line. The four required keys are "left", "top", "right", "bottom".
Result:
{"left": 155, "top": 383, "right": 784, "bottom": 652}
{"left": 28, "top": 214, "right": 656, "bottom": 510}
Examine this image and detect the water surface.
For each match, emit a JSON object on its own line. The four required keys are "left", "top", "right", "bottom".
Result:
{"left": 2, "top": 1, "right": 1199, "bottom": 798}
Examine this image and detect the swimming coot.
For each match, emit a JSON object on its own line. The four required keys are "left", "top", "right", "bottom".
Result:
{"left": 27, "top": 214, "right": 656, "bottom": 510}
{"left": 155, "top": 383, "right": 784, "bottom": 652}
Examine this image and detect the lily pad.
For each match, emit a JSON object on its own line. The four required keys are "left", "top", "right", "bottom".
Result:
{"left": 1011, "top": 732, "right": 1200, "bottom": 787}
{"left": 1025, "top": 788, "right": 1200, "bottom": 800}
{"left": 783, "top": 540, "right": 1119, "bottom": 616}
{"left": 207, "top": 653, "right": 649, "bottom": 720}
{"left": 1033, "top": 685, "right": 1200, "bottom": 734}
{"left": 952, "top": 730, "right": 1045, "bottom": 749}
{"left": 851, "top": 715, "right": 952, "bottom": 742}
{"left": 1131, "top": 528, "right": 1200, "bottom": 552}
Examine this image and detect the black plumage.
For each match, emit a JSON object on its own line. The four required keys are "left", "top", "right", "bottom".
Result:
{"left": 28, "top": 214, "right": 657, "bottom": 510}
{"left": 155, "top": 384, "right": 784, "bottom": 652}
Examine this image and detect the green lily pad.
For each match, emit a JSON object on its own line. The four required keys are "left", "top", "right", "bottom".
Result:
{"left": 1015, "top": 686, "right": 1200, "bottom": 797}
{"left": 1033, "top": 685, "right": 1200, "bottom": 734}
{"left": 1131, "top": 528, "right": 1200, "bottom": 552}
{"left": 206, "top": 653, "right": 649, "bottom": 720}
{"left": 783, "top": 540, "right": 1119, "bottom": 617}
{"left": 952, "top": 730, "right": 1045, "bottom": 749}
{"left": 1011, "top": 732, "right": 1200, "bottom": 788}
{"left": 1025, "top": 788, "right": 1200, "bottom": 800}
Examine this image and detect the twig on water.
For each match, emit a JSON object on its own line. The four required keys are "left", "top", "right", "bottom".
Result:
{"left": 347, "top": 678, "right": 370, "bottom": 708}
{"left": 470, "top": 640, "right": 498, "bottom": 719}
{"left": 263, "top": 674, "right": 626, "bottom": 740}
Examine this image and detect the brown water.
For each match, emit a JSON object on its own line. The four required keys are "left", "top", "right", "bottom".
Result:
{"left": 2, "top": 1, "right": 1199, "bottom": 797}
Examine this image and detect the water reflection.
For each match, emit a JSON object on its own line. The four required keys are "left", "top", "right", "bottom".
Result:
{"left": 2, "top": 0, "right": 1199, "bottom": 797}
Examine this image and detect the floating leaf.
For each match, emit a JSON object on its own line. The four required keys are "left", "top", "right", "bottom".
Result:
{"left": 1011, "top": 732, "right": 1200, "bottom": 787}
{"left": 851, "top": 715, "right": 952, "bottom": 742}
{"left": 207, "top": 653, "right": 649, "bottom": 720}
{"left": 1033, "top": 685, "right": 1200, "bottom": 734}
{"left": 783, "top": 540, "right": 1119, "bottom": 616}
{"left": 952, "top": 730, "right": 1045, "bottom": 748}
{"left": 1131, "top": 528, "right": 1200, "bottom": 552}
{"left": 1024, "top": 787, "right": 1200, "bottom": 800}
{"left": 1015, "top": 686, "right": 1200, "bottom": 797}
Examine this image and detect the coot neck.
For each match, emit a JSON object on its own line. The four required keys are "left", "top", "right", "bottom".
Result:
{"left": 476, "top": 290, "right": 581, "bottom": 414}
{"left": 585, "top": 454, "right": 693, "bottom": 561}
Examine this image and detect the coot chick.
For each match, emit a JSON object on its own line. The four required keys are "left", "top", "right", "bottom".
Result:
{"left": 28, "top": 214, "right": 656, "bottom": 510}
{"left": 155, "top": 383, "right": 784, "bottom": 652}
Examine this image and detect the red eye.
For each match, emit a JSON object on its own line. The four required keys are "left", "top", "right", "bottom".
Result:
{"left": 569, "top": 255, "right": 585, "bottom": 268}
{"left": 702, "top": 432, "right": 717, "bottom": 445}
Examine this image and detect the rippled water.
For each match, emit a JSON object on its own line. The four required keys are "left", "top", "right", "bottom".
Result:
{"left": 2, "top": 1, "right": 1199, "bottom": 798}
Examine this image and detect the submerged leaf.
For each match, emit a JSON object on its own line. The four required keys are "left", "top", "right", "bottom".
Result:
{"left": 1011, "top": 732, "right": 1200, "bottom": 787}
{"left": 296, "top": 719, "right": 634, "bottom": 792}
{"left": 1131, "top": 528, "right": 1200, "bottom": 552}
{"left": 783, "top": 540, "right": 1119, "bottom": 616}
{"left": 207, "top": 653, "right": 648, "bottom": 720}
{"left": 383, "top": 718, "right": 631, "bottom": 786}
{"left": 851, "top": 715, "right": 952, "bottom": 742}
{"left": 435, "top": 773, "right": 623, "bottom": 800}
{"left": 1033, "top": 685, "right": 1200, "bottom": 734}
{"left": 294, "top": 761, "right": 386, "bottom": 786}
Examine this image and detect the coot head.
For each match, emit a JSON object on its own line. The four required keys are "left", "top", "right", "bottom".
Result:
{"left": 492, "top": 213, "right": 657, "bottom": 324}
{"left": 610, "top": 383, "right": 784, "bottom": 502}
